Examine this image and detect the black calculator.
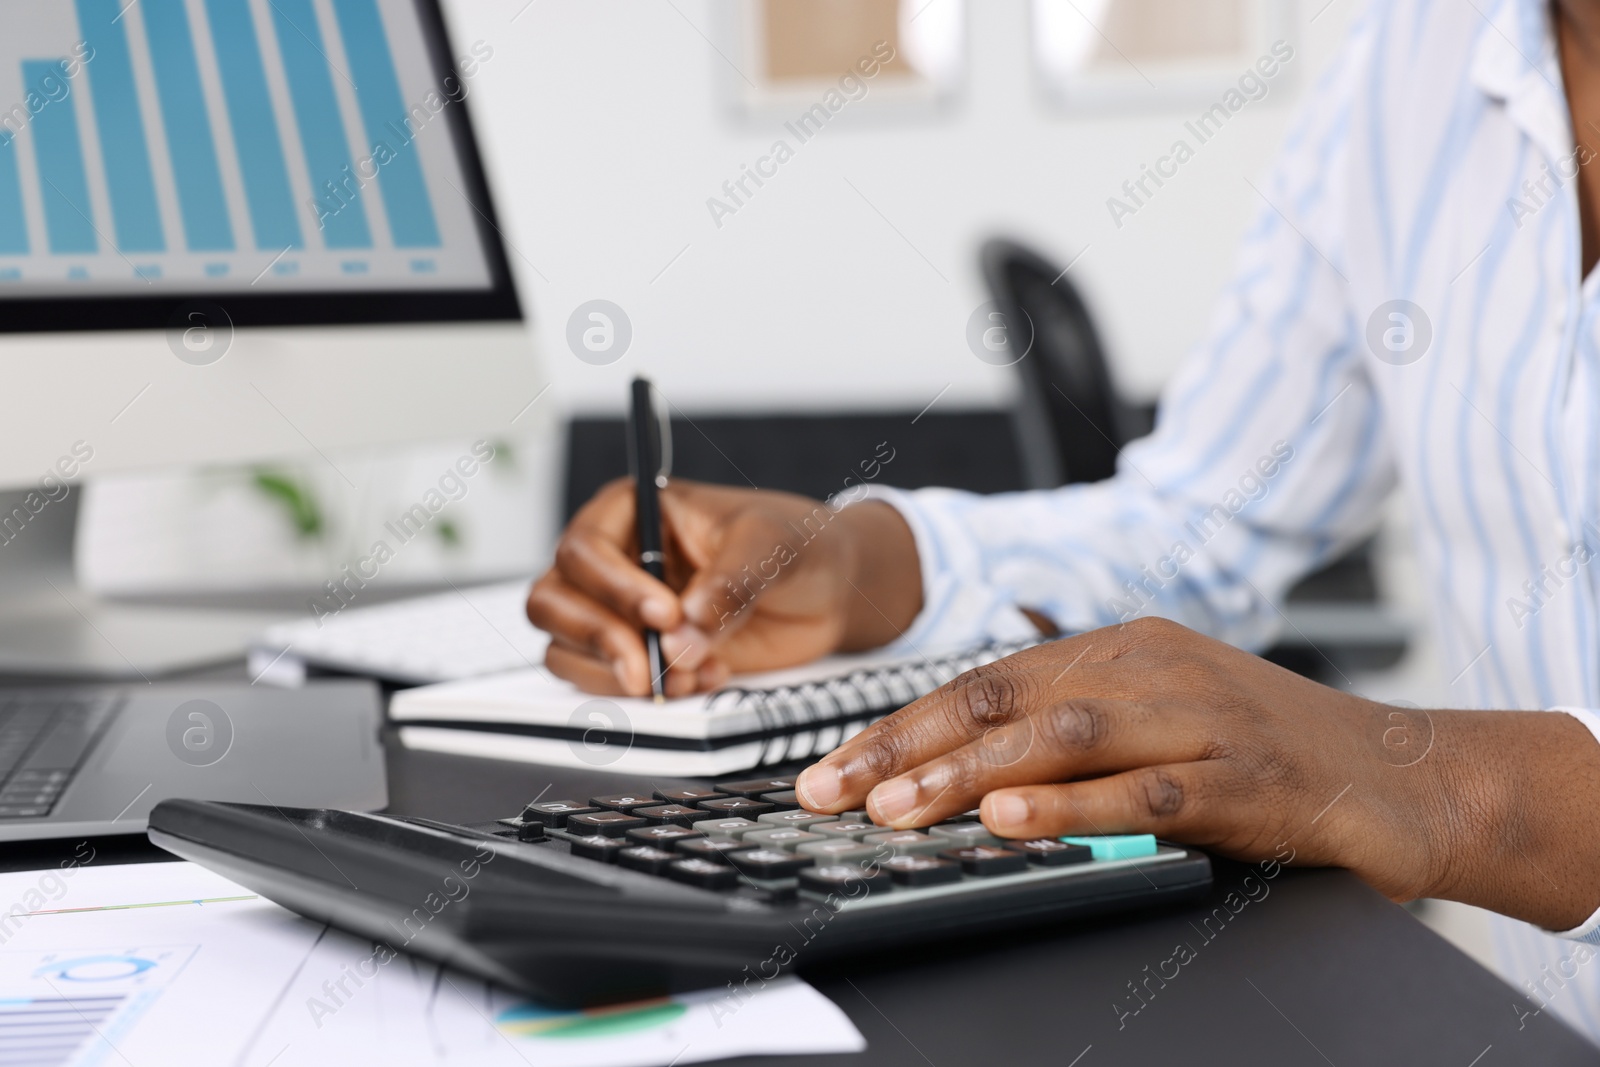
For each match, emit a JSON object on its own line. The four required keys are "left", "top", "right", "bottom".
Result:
{"left": 148, "top": 776, "right": 1212, "bottom": 1007}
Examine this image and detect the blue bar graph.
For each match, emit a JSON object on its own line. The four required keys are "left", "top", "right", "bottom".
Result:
{"left": 0, "top": 133, "right": 26, "bottom": 254}
{"left": 271, "top": 0, "right": 372, "bottom": 249}
{"left": 143, "top": 0, "right": 234, "bottom": 251}
{"left": 25, "top": 60, "right": 98, "bottom": 254}
{"left": 332, "top": 0, "right": 439, "bottom": 248}
{"left": 0, "top": 0, "right": 473, "bottom": 282}
{"left": 74, "top": 0, "right": 165, "bottom": 253}
{"left": 205, "top": 0, "right": 302, "bottom": 250}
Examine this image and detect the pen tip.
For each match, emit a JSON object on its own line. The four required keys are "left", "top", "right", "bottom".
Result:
{"left": 654, "top": 694, "right": 665, "bottom": 705}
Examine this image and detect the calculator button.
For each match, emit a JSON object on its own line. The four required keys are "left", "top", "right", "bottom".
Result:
{"left": 798, "top": 863, "right": 894, "bottom": 896}
{"left": 625, "top": 825, "right": 704, "bottom": 847}
{"left": 0, "top": 806, "right": 49, "bottom": 818}
{"left": 617, "top": 846, "right": 678, "bottom": 875}
{"left": 494, "top": 817, "right": 545, "bottom": 842}
{"left": 731, "top": 881, "right": 799, "bottom": 905}
{"left": 1060, "top": 834, "right": 1158, "bottom": 860}
{"left": 698, "top": 817, "right": 763, "bottom": 838}
{"left": 797, "top": 839, "right": 876, "bottom": 864}
{"left": 726, "top": 848, "right": 814, "bottom": 878}
{"left": 929, "top": 823, "right": 1000, "bottom": 847}
{"left": 675, "top": 837, "right": 749, "bottom": 860}
{"left": 567, "top": 812, "right": 648, "bottom": 837}
{"left": 839, "top": 810, "right": 874, "bottom": 823}
{"left": 568, "top": 834, "right": 628, "bottom": 862}
{"left": 669, "top": 858, "right": 739, "bottom": 889}
{"left": 697, "top": 797, "right": 775, "bottom": 817}
{"left": 880, "top": 855, "right": 961, "bottom": 886}
{"left": 590, "top": 793, "right": 656, "bottom": 813}
{"left": 715, "top": 776, "right": 797, "bottom": 798}
{"left": 653, "top": 787, "right": 728, "bottom": 805}
{"left": 635, "top": 804, "right": 713, "bottom": 827}
{"left": 1008, "top": 839, "right": 1092, "bottom": 866}
{"left": 941, "top": 846, "right": 1027, "bottom": 876}
{"left": 810, "top": 821, "right": 879, "bottom": 841}
{"left": 742, "top": 828, "right": 826, "bottom": 850}
{"left": 521, "top": 801, "right": 598, "bottom": 827}
{"left": 759, "top": 790, "right": 801, "bottom": 809}
{"left": 862, "top": 830, "right": 944, "bottom": 856}
{"left": 946, "top": 809, "right": 983, "bottom": 823}
{"left": 756, "top": 810, "right": 837, "bottom": 830}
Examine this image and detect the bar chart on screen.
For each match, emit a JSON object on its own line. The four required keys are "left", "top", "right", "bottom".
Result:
{"left": 0, "top": 0, "right": 492, "bottom": 294}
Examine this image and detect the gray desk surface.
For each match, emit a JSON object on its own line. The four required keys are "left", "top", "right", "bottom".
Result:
{"left": 9, "top": 726, "right": 1597, "bottom": 1066}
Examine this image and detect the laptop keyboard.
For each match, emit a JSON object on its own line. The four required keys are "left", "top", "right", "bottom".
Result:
{"left": 0, "top": 694, "right": 117, "bottom": 818}
{"left": 463, "top": 775, "right": 1181, "bottom": 905}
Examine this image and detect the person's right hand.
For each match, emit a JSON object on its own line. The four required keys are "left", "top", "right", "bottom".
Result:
{"left": 525, "top": 478, "right": 923, "bottom": 698}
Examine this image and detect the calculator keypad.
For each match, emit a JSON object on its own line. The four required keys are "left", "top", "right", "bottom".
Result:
{"left": 490, "top": 784, "right": 1172, "bottom": 908}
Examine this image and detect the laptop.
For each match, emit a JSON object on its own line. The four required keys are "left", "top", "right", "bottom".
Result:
{"left": 0, "top": 679, "right": 386, "bottom": 842}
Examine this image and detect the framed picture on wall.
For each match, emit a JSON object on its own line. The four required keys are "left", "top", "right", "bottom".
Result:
{"left": 1032, "top": 0, "right": 1292, "bottom": 111}
{"left": 723, "top": 0, "right": 966, "bottom": 119}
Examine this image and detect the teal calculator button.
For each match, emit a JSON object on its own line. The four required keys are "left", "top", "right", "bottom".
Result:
{"left": 1059, "top": 834, "right": 1157, "bottom": 861}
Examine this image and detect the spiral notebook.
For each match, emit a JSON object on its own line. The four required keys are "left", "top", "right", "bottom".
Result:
{"left": 390, "top": 639, "right": 1039, "bottom": 776}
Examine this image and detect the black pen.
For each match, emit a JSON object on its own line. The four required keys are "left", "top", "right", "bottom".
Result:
{"left": 629, "top": 376, "right": 670, "bottom": 703}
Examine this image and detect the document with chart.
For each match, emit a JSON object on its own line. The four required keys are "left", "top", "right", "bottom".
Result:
{"left": 0, "top": 0, "right": 494, "bottom": 294}
{"left": 0, "top": 861, "right": 864, "bottom": 1066}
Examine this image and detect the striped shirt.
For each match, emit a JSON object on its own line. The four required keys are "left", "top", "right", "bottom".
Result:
{"left": 868, "top": 0, "right": 1600, "bottom": 1044}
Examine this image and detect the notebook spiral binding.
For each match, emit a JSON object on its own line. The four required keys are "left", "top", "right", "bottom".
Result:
{"left": 703, "top": 638, "right": 1045, "bottom": 767}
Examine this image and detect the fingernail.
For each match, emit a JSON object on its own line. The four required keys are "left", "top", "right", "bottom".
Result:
{"left": 640, "top": 598, "right": 675, "bottom": 629}
{"left": 869, "top": 778, "right": 919, "bottom": 826}
{"left": 660, "top": 626, "right": 708, "bottom": 669}
{"left": 987, "top": 793, "right": 1031, "bottom": 831}
{"left": 797, "top": 764, "right": 842, "bottom": 810}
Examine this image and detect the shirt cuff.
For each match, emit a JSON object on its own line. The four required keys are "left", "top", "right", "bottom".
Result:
{"left": 1542, "top": 708, "right": 1600, "bottom": 942}
{"left": 842, "top": 485, "right": 1038, "bottom": 655}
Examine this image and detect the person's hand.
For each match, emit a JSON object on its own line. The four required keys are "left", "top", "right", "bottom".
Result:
{"left": 526, "top": 478, "right": 922, "bottom": 698}
{"left": 795, "top": 616, "right": 1600, "bottom": 926}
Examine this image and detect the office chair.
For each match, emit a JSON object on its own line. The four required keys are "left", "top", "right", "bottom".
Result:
{"left": 979, "top": 237, "right": 1143, "bottom": 488}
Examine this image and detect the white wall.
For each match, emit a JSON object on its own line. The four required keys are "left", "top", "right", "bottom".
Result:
{"left": 82, "top": 0, "right": 1373, "bottom": 593}
{"left": 443, "top": 0, "right": 1358, "bottom": 416}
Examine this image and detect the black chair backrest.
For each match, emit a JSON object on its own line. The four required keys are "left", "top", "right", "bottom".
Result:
{"left": 980, "top": 237, "right": 1131, "bottom": 487}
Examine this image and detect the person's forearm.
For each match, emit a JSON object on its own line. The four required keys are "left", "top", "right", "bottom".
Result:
{"left": 835, "top": 502, "right": 922, "bottom": 651}
{"left": 1375, "top": 709, "right": 1600, "bottom": 930}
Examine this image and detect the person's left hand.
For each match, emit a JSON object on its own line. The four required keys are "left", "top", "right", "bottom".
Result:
{"left": 794, "top": 616, "right": 1453, "bottom": 903}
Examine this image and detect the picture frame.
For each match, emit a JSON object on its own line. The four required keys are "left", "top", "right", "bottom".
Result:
{"left": 721, "top": 0, "right": 966, "bottom": 120}
{"left": 1032, "top": 0, "right": 1293, "bottom": 112}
